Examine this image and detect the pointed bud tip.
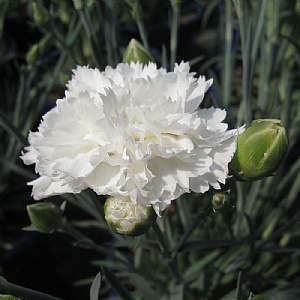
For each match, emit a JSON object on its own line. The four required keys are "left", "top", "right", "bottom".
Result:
{"left": 123, "top": 39, "right": 154, "bottom": 66}
{"left": 27, "top": 202, "right": 63, "bottom": 234}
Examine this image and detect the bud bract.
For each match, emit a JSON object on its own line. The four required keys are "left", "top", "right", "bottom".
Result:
{"left": 230, "top": 119, "right": 289, "bottom": 181}
{"left": 123, "top": 39, "right": 154, "bottom": 66}
{"left": 27, "top": 202, "right": 63, "bottom": 234}
{"left": 104, "top": 196, "right": 156, "bottom": 236}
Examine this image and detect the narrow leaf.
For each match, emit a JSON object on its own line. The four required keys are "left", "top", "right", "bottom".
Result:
{"left": 128, "top": 273, "right": 160, "bottom": 300}
{"left": 170, "top": 282, "right": 184, "bottom": 300}
{"left": 90, "top": 272, "right": 102, "bottom": 300}
{"left": 178, "top": 239, "right": 241, "bottom": 253}
{"left": 103, "top": 267, "right": 134, "bottom": 300}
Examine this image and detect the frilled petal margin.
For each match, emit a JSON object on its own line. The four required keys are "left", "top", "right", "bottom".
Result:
{"left": 21, "top": 61, "right": 243, "bottom": 214}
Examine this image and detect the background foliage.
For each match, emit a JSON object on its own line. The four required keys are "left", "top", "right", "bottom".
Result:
{"left": 1, "top": 0, "right": 300, "bottom": 299}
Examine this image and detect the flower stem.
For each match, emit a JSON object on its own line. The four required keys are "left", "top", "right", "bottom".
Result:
{"left": 170, "top": 0, "right": 180, "bottom": 69}
{"left": 172, "top": 210, "right": 210, "bottom": 254}
{"left": 152, "top": 221, "right": 181, "bottom": 283}
{"left": 59, "top": 223, "right": 131, "bottom": 267}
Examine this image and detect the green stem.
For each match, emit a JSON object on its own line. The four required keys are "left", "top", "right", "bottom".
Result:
{"left": 104, "top": 0, "right": 119, "bottom": 66}
{"left": 152, "top": 221, "right": 181, "bottom": 283}
{"left": 223, "top": 0, "right": 233, "bottom": 109}
{"left": 172, "top": 210, "right": 210, "bottom": 254}
{"left": 258, "top": 209, "right": 300, "bottom": 249}
{"left": 0, "top": 108, "right": 28, "bottom": 146}
{"left": 78, "top": 9, "right": 102, "bottom": 68}
{"left": 235, "top": 271, "right": 243, "bottom": 300}
{"left": 135, "top": 1, "right": 149, "bottom": 50}
{"left": 29, "top": 51, "right": 67, "bottom": 131}
{"left": 170, "top": 0, "right": 180, "bottom": 69}
{"left": 59, "top": 223, "right": 130, "bottom": 266}
{"left": 234, "top": 181, "right": 244, "bottom": 238}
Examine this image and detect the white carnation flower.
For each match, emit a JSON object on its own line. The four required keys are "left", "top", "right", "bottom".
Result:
{"left": 21, "top": 61, "right": 243, "bottom": 214}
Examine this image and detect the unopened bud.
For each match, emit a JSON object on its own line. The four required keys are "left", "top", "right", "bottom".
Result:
{"left": 123, "top": 39, "right": 154, "bottom": 66}
{"left": 32, "top": 2, "right": 48, "bottom": 25}
{"left": 212, "top": 191, "right": 230, "bottom": 211}
{"left": 104, "top": 196, "right": 156, "bottom": 236}
{"left": 230, "top": 119, "right": 289, "bottom": 181}
{"left": 27, "top": 202, "right": 63, "bottom": 234}
{"left": 26, "top": 43, "right": 39, "bottom": 65}
{"left": 60, "top": 11, "right": 70, "bottom": 24}
{"left": 26, "top": 33, "right": 52, "bottom": 65}
{"left": 73, "top": 0, "right": 83, "bottom": 10}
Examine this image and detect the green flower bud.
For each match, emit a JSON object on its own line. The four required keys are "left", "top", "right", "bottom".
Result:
{"left": 73, "top": 0, "right": 83, "bottom": 10}
{"left": 39, "top": 33, "right": 52, "bottom": 51}
{"left": 230, "top": 119, "right": 289, "bottom": 181}
{"left": 59, "top": 11, "right": 70, "bottom": 24}
{"left": 123, "top": 39, "right": 154, "bottom": 66}
{"left": 211, "top": 191, "right": 230, "bottom": 211}
{"left": 26, "top": 34, "right": 52, "bottom": 66}
{"left": 104, "top": 196, "right": 156, "bottom": 237}
{"left": 32, "top": 2, "right": 48, "bottom": 25}
{"left": 27, "top": 202, "right": 63, "bottom": 234}
{"left": 26, "top": 43, "right": 39, "bottom": 65}
{"left": 171, "top": 0, "right": 181, "bottom": 7}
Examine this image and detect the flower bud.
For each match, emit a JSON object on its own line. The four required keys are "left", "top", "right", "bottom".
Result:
{"left": 60, "top": 10, "right": 70, "bottom": 24}
{"left": 211, "top": 191, "right": 230, "bottom": 211}
{"left": 26, "top": 43, "right": 39, "bottom": 65}
{"left": 104, "top": 196, "right": 156, "bottom": 236}
{"left": 123, "top": 39, "right": 154, "bottom": 66}
{"left": 230, "top": 119, "right": 289, "bottom": 181}
{"left": 32, "top": 2, "right": 49, "bottom": 25}
{"left": 26, "top": 33, "right": 52, "bottom": 66}
{"left": 27, "top": 202, "right": 63, "bottom": 234}
{"left": 73, "top": 0, "right": 83, "bottom": 10}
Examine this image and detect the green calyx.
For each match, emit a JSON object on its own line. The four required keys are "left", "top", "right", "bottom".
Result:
{"left": 27, "top": 202, "right": 63, "bottom": 234}
{"left": 123, "top": 39, "right": 154, "bottom": 66}
{"left": 230, "top": 119, "right": 289, "bottom": 181}
{"left": 104, "top": 197, "right": 156, "bottom": 237}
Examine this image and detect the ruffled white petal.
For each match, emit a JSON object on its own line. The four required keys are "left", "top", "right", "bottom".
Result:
{"left": 21, "top": 61, "right": 243, "bottom": 214}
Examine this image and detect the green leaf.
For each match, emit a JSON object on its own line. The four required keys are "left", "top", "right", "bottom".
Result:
{"left": 127, "top": 273, "right": 160, "bottom": 300}
{"left": 178, "top": 239, "right": 241, "bottom": 253}
{"left": 170, "top": 282, "right": 184, "bottom": 300}
{"left": 0, "top": 109, "right": 27, "bottom": 146}
{"left": 103, "top": 267, "right": 134, "bottom": 300}
{"left": 183, "top": 251, "right": 222, "bottom": 284}
{"left": 90, "top": 272, "right": 102, "bottom": 300}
